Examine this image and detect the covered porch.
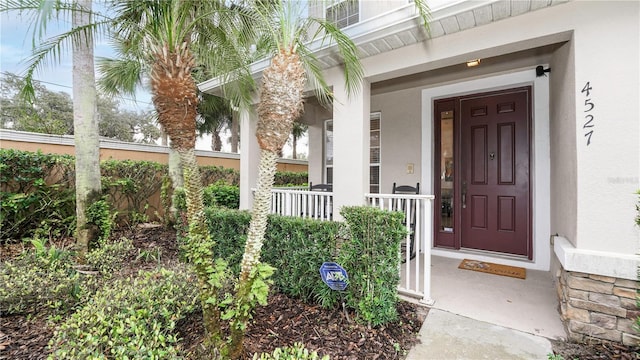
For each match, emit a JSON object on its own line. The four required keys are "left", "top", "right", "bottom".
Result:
{"left": 266, "top": 187, "right": 565, "bottom": 339}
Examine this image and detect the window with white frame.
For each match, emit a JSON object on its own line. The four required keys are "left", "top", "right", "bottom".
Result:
{"left": 323, "top": 113, "right": 381, "bottom": 193}
{"left": 324, "top": 120, "right": 333, "bottom": 184}
{"left": 369, "top": 112, "right": 381, "bottom": 193}
{"left": 326, "top": 0, "right": 359, "bottom": 29}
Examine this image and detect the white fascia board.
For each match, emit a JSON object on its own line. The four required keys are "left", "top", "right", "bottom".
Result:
{"left": 198, "top": 0, "right": 504, "bottom": 95}
{"left": 553, "top": 236, "right": 639, "bottom": 280}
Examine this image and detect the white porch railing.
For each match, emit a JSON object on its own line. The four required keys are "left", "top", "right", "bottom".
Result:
{"left": 270, "top": 188, "right": 333, "bottom": 221}
{"left": 266, "top": 188, "right": 434, "bottom": 304}
{"left": 366, "top": 193, "right": 435, "bottom": 305}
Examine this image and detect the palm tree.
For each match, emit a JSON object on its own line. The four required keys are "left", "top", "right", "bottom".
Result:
{"left": 229, "top": 1, "right": 429, "bottom": 356}
{"left": 196, "top": 92, "right": 233, "bottom": 152}
{"left": 99, "top": 0, "right": 257, "bottom": 353}
{"left": 1, "top": 0, "right": 111, "bottom": 260}
{"left": 290, "top": 120, "right": 308, "bottom": 159}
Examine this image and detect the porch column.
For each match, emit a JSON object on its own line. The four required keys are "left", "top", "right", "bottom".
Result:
{"left": 239, "top": 106, "right": 260, "bottom": 210}
{"left": 332, "top": 77, "right": 371, "bottom": 220}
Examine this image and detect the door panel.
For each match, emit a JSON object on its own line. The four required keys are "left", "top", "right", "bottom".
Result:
{"left": 460, "top": 88, "right": 531, "bottom": 257}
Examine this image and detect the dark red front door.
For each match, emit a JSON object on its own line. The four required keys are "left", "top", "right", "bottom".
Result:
{"left": 433, "top": 87, "right": 531, "bottom": 258}
{"left": 460, "top": 88, "right": 531, "bottom": 257}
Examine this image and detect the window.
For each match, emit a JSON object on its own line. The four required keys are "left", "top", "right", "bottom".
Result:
{"left": 324, "top": 120, "right": 333, "bottom": 184}
{"left": 326, "top": 0, "right": 359, "bottom": 29}
{"left": 369, "top": 112, "right": 381, "bottom": 193}
{"left": 323, "top": 113, "right": 381, "bottom": 192}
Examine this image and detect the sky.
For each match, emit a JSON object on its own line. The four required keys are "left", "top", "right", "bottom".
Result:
{"left": 0, "top": 4, "right": 307, "bottom": 156}
{"left": 0, "top": 6, "right": 154, "bottom": 111}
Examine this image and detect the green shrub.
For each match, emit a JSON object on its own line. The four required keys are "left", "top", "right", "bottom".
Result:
{"left": 49, "top": 267, "right": 198, "bottom": 359}
{"left": 86, "top": 198, "right": 118, "bottom": 245}
{"left": 0, "top": 149, "right": 75, "bottom": 242}
{"left": 203, "top": 208, "right": 343, "bottom": 307}
{"left": 85, "top": 238, "right": 135, "bottom": 278}
{"left": 274, "top": 171, "right": 308, "bottom": 186}
{"left": 253, "top": 342, "right": 329, "bottom": 360}
{"left": 202, "top": 207, "right": 406, "bottom": 326}
{"left": 204, "top": 181, "right": 240, "bottom": 209}
{"left": 339, "top": 206, "right": 406, "bottom": 326}
{"left": 101, "top": 159, "right": 165, "bottom": 225}
{"left": 0, "top": 149, "right": 306, "bottom": 241}
{"left": 0, "top": 239, "right": 97, "bottom": 315}
{"left": 200, "top": 165, "right": 240, "bottom": 186}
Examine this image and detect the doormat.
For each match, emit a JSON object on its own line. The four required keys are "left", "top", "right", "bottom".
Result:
{"left": 458, "top": 259, "right": 526, "bottom": 279}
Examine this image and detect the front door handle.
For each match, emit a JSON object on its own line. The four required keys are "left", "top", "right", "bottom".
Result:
{"left": 462, "top": 181, "right": 467, "bottom": 209}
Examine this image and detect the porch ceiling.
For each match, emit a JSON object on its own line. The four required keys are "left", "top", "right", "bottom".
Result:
{"left": 198, "top": 0, "right": 569, "bottom": 95}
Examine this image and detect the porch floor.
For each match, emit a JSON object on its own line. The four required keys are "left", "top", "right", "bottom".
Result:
{"left": 401, "top": 255, "right": 567, "bottom": 340}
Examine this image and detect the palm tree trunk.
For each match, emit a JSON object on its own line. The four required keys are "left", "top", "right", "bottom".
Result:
{"left": 230, "top": 114, "right": 239, "bottom": 153}
{"left": 211, "top": 131, "right": 223, "bottom": 151}
{"left": 178, "top": 148, "right": 223, "bottom": 351}
{"left": 292, "top": 134, "right": 298, "bottom": 159}
{"left": 229, "top": 149, "right": 279, "bottom": 358}
{"left": 72, "top": 0, "right": 101, "bottom": 261}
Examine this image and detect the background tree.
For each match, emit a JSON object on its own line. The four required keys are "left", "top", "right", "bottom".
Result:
{"left": 96, "top": 95, "right": 160, "bottom": 143}
{"left": 196, "top": 91, "right": 233, "bottom": 152}
{"left": 0, "top": 72, "right": 74, "bottom": 134}
{"left": 0, "top": 72, "right": 159, "bottom": 143}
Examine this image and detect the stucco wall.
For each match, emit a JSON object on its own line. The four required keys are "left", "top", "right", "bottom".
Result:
{"left": 0, "top": 134, "right": 308, "bottom": 173}
{"left": 570, "top": 1, "right": 640, "bottom": 255}
{"left": 549, "top": 41, "right": 578, "bottom": 246}
{"left": 371, "top": 89, "right": 422, "bottom": 193}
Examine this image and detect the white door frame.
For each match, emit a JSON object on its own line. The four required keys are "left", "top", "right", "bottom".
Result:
{"left": 421, "top": 68, "right": 551, "bottom": 271}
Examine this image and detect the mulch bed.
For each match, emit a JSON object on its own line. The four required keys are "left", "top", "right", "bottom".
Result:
{"left": 1, "top": 224, "right": 639, "bottom": 359}
{"left": 178, "top": 293, "right": 426, "bottom": 360}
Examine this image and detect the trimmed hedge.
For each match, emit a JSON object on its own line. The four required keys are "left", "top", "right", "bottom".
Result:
{"left": 202, "top": 206, "right": 406, "bottom": 325}
{"left": 203, "top": 208, "right": 342, "bottom": 306}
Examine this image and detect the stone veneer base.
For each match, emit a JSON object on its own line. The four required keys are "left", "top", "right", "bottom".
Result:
{"left": 557, "top": 267, "right": 640, "bottom": 346}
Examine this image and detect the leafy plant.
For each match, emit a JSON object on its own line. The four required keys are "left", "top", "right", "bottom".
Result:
{"left": 204, "top": 181, "right": 240, "bottom": 209}
{"left": 49, "top": 267, "right": 198, "bottom": 359}
{"left": 101, "top": 159, "right": 165, "bottom": 224}
{"left": 253, "top": 342, "right": 329, "bottom": 360}
{"left": 0, "top": 149, "right": 75, "bottom": 242}
{"left": 86, "top": 198, "right": 117, "bottom": 246}
{"left": 339, "top": 206, "right": 406, "bottom": 326}
{"left": 0, "top": 241, "right": 98, "bottom": 316}
{"left": 85, "top": 238, "right": 135, "bottom": 278}
{"left": 274, "top": 171, "right": 308, "bottom": 187}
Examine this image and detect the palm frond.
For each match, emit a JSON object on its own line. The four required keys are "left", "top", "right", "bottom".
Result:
{"left": 295, "top": 45, "right": 333, "bottom": 106}
{"left": 412, "top": 0, "right": 431, "bottom": 33}
{"left": 96, "top": 57, "right": 143, "bottom": 98}
{"left": 304, "top": 17, "right": 364, "bottom": 99}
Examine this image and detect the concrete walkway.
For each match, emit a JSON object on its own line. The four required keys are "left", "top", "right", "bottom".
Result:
{"left": 406, "top": 309, "right": 554, "bottom": 360}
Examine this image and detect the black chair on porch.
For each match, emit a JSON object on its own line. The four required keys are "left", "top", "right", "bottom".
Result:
{"left": 308, "top": 182, "right": 333, "bottom": 220}
{"left": 392, "top": 182, "right": 420, "bottom": 261}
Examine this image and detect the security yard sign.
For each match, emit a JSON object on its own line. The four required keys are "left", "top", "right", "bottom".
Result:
{"left": 319, "top": 262, "right": 349, "bottom": 291}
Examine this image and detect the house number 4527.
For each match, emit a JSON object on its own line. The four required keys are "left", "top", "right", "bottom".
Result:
{"left": 582, "top": 82, "right": 595, "bottom": 146}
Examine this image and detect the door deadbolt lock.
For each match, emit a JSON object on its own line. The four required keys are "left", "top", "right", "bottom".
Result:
{"left": 489, "top": 152, "right": 495, "bottom": 160}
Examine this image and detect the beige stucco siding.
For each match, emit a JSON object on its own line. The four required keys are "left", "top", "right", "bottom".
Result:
{"left": 570, "top": 1, "right": 639, "bottom": 255}
{"left": 371, "top": 88, "right": 422, "bottom": 193}
{"left": 549, "top": 41, "right": 577, "bottom": 247}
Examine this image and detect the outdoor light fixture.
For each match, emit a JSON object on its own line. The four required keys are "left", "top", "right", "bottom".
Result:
{"left": 466, "top": 59, "right": 481, "bottom": 67}
{"left": 536, "top": 65, "right": 551, "bottom": 77}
